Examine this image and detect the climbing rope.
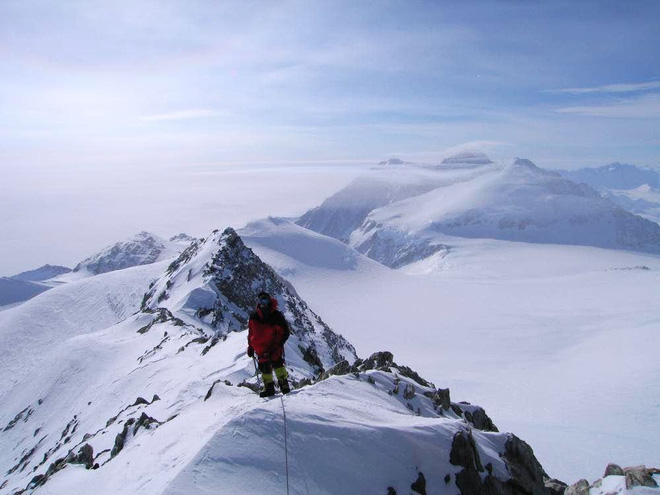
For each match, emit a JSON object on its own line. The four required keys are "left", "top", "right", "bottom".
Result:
{"left": 280, "top": 396, "right": 290, "bottom": 495}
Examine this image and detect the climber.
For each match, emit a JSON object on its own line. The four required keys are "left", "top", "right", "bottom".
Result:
{"left": 247, "top": 291, "right": 291, "bottom": 398}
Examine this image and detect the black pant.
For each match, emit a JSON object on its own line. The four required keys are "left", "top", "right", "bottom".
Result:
{"left": 258, "top": 357, "right": 285, "bottom": 374}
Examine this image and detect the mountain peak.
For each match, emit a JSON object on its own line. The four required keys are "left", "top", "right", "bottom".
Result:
{"left": 142, "top": 227, "right": 357, "bottom": 372}
{"left": 74, "top": 232, "right": 168, "bottom": 275}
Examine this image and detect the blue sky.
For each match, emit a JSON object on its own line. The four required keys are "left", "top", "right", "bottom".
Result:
{"left": 1, "top": 0, "right": 660, "bottom": 170}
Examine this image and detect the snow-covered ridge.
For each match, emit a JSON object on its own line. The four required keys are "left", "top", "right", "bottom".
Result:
{"left": 141, "top": 226, "right": 357, "bottom": 372}
{"left": 1, "top": 226, "right": 658, "bottom": 494}
{"left": 73, "top": 231, "right": 193, "bottom": 276}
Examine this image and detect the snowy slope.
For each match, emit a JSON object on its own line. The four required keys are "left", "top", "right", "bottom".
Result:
{"left": 0, "top": 228, "right": 575, "bottom": 495}
{"left": 296, "top": 162, "right": 494, "bottom": 243}
{"left": 240, "top": 217, "right": 660, "bottom": 485}
{"left": 347, "top": 159, "right": 660, "bottom": 266}
{"left": 0, "top": 260, "right": 169, "bottom": 402}
{"left": 72, "top": 231, "right": 193, "bottom": 276}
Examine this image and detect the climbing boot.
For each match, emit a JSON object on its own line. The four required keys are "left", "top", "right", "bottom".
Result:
{"left": 278, "top": 379, "right": 291, "bottom": 395}
{"left": 259, "top": 382, "right": 276, "bottom": 398}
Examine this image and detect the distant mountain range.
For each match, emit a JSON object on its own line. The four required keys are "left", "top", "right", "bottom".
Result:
{"left": 1, "top": 234, "right": 195, "bottom": 308}
{"left": 557, "top": 162, "right": 659, "bottom": 190}
{"left": 556, "top": 162, "right": 660, "bottom": 224}
{"left": 299, "top": 156, "right": 660, "bottom": 268}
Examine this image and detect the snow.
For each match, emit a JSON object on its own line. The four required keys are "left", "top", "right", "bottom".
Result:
{"left": 589, "top": 474, "right": 660, "bottom": 494}
{"left": 2, "top": 159, "right": 660, "bottom": 493}
{"left": 241, "top": 218, "right": 660, "bottom": 484}
{"left": 349, "top": 159, "right": 660, "bottom": 264}
{"left": 0, "top": 261, "right": 169, "bottom": 403}
{"left": 0, "top": 236, "right": 523, "bottom": 495}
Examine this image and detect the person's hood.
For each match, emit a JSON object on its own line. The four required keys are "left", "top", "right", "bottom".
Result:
{"left": 256, "top": 297, "right": 278, "bottom": 318}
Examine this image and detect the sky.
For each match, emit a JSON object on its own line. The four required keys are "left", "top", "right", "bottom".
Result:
{"left": 2, "top": 0, "right": 660, "bottom": 274}
{"left": 2, "top": 0, "right": 660, "bottom": 171}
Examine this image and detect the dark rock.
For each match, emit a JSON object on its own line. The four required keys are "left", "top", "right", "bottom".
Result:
{"left": 624, "top": 465, "right": 658, "bottom": 489}
{"left": 482, "top": 474, "right": 509, "bottom": 495}
{"left": 451, "top": 403, "right": 464, "bottom": 416}
{"left": 131, "top": 397, "right": 149, "bottom": 407}
{"left": 387, "top": 487, "right": 397, "bottom": 495}
{"left": 444, "top": 474, "right": 451, "bottom": 484}
{"left": 109, "top": 413, "right": 159, "bottom": 460}
{"left": 465, "top": 407, "right": 499, "bottom": 432}
{"left": 411, "top": 472, "right": 426, "bottom": 495}
{"left": 501, "top": 434, "right": 548, "bottom": 495}
{"left": 201, "top": 335, "right": 220, "bottom": 356}
{"left": 299, "top": 344, "right": 324, "bottom": 371}
{"left": 455, "top": 467, "right": 483, "bottom": 494}
{"left": 544, "top": 477, "right": 568, "bottom": 495}
{"left": 151, "top": 394, "right": 161, "bottom": 402}
{"left": 565, "top": 479, "right": 590, "bottom": 495}
{"left": 322, "top": 360, "right": 351, "bottom": 378}
{"left": 450, "top": 430, "right": 483, "bottom": 472}
{"left": 360, "top": 351, "right": 394, "bottom": 372}
{"left": 70, "top": 444, "right": 94, "bottom": 469}
{"left": 604, "top": 463, "right": 624, "bottom": 477}
{"left": 111, "top": 418, "right": 135, "bottom": 458}
{"left": 393, "top": 364, "right": 434, "bottom": 388}
{"left": 3, "top": 406, "right": 30, "bottom": 432}
{"left": 403, "top": 383, "right": 416, "bottom": 400}
{"left": 133, "top": 412, "right": 159, "bottom": 434}
{"left": 424, "top": 388, "right": 451, "bottom": 411}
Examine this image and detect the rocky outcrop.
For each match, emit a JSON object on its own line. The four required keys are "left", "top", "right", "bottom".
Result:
{"left": 449, "top": 430, "right": 552, "bottom": 495}
{"left": 565, "top": 479, "right": 589, "bottom": 495}
{"left": 111, "top": 413, "right": 160, "bottom": 459}
{"left": 624, "top": 465, "right": 658, "bottom": 489}
{"left": 565, "top": 463, "right": 659, "bottom": 494}
{"left": 604, "top": 463, "right": 624, "bottom": 477}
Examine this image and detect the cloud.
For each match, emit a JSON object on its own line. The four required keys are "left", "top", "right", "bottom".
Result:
{"left": 139, "top": 109, "right": 220, "bottom": 122}
{"left": 547, "top": 81, "right": 660, "bottom": 95}
{"left": 556, "top": 93, "right": 660, "bottom": 118}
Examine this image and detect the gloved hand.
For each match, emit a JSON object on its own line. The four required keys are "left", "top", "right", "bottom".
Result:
{"left": 247, "top": 346, "right": 254, "bottom": 358}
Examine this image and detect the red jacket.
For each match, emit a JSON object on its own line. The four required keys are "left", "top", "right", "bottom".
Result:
{"left": 248, "top": 298, "right": 290, "bottom": 362}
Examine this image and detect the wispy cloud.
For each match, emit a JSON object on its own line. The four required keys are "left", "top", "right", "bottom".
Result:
{"left": 556, "top": 93, "right": 660, "bottom": 118}
{"left": 547, "top": 81, "right": 660, "bottom": 95}
{"left": 139, "top": 109, "right": 220, "bottom": 122}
